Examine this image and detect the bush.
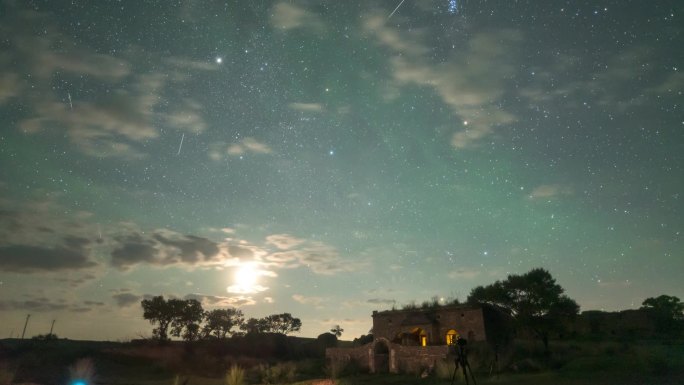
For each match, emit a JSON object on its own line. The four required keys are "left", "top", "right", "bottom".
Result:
{"left": 258, "top": 362, "right": 297, "bottom": 384}
{"left": 225, "top": 365, "right": 245, "bottom": 385}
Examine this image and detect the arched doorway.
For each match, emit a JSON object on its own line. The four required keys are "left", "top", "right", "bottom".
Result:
{"left": 374, "top": 339, "right": 390, "bottom": 373}
{"left": 409, "top": 327, "right": 428, "bottom": 346}
{"left": 446, "top": 329, "right": 460, "bottom": 345}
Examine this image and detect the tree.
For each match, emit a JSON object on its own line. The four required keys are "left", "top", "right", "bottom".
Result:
{"left": 641, "top": 294, "right": 684, "bottom": 333}
{"left": 330, "top": 325, "right": 344, "bottom": 338}
{"left": 263, "top": 313, "right": 302, "bottom": 334}
{"left": 241, "top": 317, "right": 269, "bottom": 334}
{"left": 169, "top": 299, "right": 204, "bottom": 341}
{"left": 141, "top": 296, "right": 205, "bottom": 341}
{"left": 467, "top": 268, "right": 579, "bottom": 353}
{"left": 203, "top": 308, "right": 245, "bottom": 339}
{"left": 641, "top": 295, "right": 684, "bottom": 320}
{"left": 141, "top": 296, "right": 175, "bottom": 340}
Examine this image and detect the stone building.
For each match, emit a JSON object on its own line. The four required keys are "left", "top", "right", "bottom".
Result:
{"left": 327, "top": 304, "right": 504, "bottom": 374}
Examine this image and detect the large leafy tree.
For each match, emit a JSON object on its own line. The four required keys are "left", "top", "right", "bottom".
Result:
{"left": 203, "top": 308, "right": 245, "bottom": 339}
{"left": 141, "top": 296, "right": 205, "bottom": 341}
{"left": 169, "top": 299, "right": 204, "bottom": 341}
{"left": 641, "top": 294, "right": 684, "bottom": 332}
{"left": 263, "top": 313, "right": 302, "bottom": 335}
{"left": 241, "top": 317, "right": 269, "bottom": 334}
{"left": 467, "top": 268, "right": 579, "bottom": 353}
{"left": 141, "top": 296, "right": 176, "bottom": 340}
{"left": 641, "top": 295, "right": 684, "bottom": 320}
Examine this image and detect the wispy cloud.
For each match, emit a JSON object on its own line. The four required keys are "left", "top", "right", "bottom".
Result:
{"left": 270, "top": 2, "right": 325, "bottom": 32}
{"left": 266, "top": 240, "right": 367, "bottom": 275}
{"left": 528, "top": 184, "right": 573, "bottom": 200}
{"left": 266, "top": 234, "right": 306, "bottom": 250}
{"left": 363, "top": 12, "right": 521, "bottom": 149}
{"left": 110, "top": 228, "right": 227, "bottom": 271}
{"left": 0, "top": 296, "right": 105, "bottom": 313}
{"left": 292, "top": 294, "right": 325, "bottom": 307}
{"left": 447, "top": 268, "right": 481, "bottom": 279}
{"left": 3, "top": 7, "right": 210, "bottom": 159}
{"left": 185, "top": 293, "right": 256, "bottom": 307}
{"left": 289, "top": 102, "right": 324, "bottom": 112}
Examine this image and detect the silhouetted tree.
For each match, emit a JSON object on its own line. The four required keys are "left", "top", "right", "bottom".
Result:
{"left": 141, "top": 296, "right": 205, "bottom": 341}
{"left": 641, "top": 295, "right": 684, "bottom": 320}
{"left": 141, "top": 296, "right": 175, "bottom": 340}
{"left": 170, "top": 299, "right": 204, "bottom": 341}
{"left": 330, "top": 325, "right": 344, "bottom": 338}
{"left": 641, "top": 294, "right": 684, "bottom": 333}
{"left": 203, "top": 308, "right": 245, "bottom": 338}
{"left": 467, "top": 268, "right": 579, "bottom": 353}
{"left": 353, "top": 334, "right": 374, "bottom": 346}
{"left": 241, "top": 317, "right": 269, "bottom": 334}
{"left": 263, "top": 313, "right": 302, "bottom": 334}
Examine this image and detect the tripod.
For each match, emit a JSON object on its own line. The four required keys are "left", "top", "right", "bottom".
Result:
{"left": 450, "top": 338, "right": 477, "bottom": 385}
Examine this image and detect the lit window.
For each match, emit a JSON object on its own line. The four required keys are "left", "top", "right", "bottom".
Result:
{"left": 446, "top": 329, "right": 459, "bottom": 345}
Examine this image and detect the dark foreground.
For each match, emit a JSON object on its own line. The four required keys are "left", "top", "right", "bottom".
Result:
{"left": 1, "top": 338, "right": 683, "bottom": 385}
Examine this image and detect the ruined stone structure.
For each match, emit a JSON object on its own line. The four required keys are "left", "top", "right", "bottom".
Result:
{"left": 326, "top": 305, "right": 492, "bottom": 374}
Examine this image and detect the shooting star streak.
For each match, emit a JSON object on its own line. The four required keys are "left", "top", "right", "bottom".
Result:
{"left": 177, "top": 133, "right": 185, "bottom": 155}
{"left": 388, "top": 0, "right": 407, "bottom": 19}
{"left": 67, "top": 92, "right": 73, "bottom": 110}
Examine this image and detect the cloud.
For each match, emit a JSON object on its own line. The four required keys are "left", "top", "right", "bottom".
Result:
{"left": 266, "top": 234, "right": 306, "bottom": 250}
{"left": 165, "top": 99, "right": 208, "bottom": 134}
{"left": 266, "top": 241, "right": 367, "bottom": 275}
{"left": 164, "top": 57, "right": 219, "bottom": 72}
{"left": 529, "top": 184, "right": 573, "bottom": 199}
{"left": 0, "top": 297, "right": 104, "bottom": 313}
{"left": 367, "top": 298, "right": 396, "bottom": 306}
{"left": 19, "top": 73, "right": 164, "bottom": 160}
{"left": 0, "top": 197, "right": 107, "bottom": 276}
{"left": 292, "top": 294, "right": 325, "bottom": 307}
{"left": 363, "top": 12, "right": 521, "bottom": 149}
{"left": 447, "top": 268, "right": 481, "bottom": 279}
{"left": 270, "top": 2, "right": 324, "bottom": 32}
{"left": 211, "top": 138, "right": 273, "bottom": 160}
{"left": 110, "top": 229, "right": 227, "bottom": 270}
{"left": 185, "top": 294, "right": 256, "bottom": 307}
{"left": 3, "top": 7, "right": 210, "bottom": 159}
{"left": 0, "top": 73, "right": 20, "bottom": 104}
{"left": 289, "top": 102, "right": 324, "bottom": 112}
{"left": 112, "top": 292, "right": 141, "bottom": 308}
{"left": 0, "top": 242, "right": 97, "bottom": 273}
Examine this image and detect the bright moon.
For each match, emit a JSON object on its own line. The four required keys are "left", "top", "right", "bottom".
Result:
{"left": 235, "top": 263, "right": 258, "bottom": 288}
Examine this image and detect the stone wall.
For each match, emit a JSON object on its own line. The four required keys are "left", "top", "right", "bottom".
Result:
{"left": 326, "top": 338, "right": 450, "bottom": 375}
{"left": 372, "top": 305, "right": 487, "bottom": 345}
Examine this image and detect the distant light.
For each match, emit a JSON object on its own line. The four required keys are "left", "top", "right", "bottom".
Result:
{"left": 72, "top": 380, "right": 87, "bottom": 385}
{"left": 463, "top": 120, "right": 468, "bottom": 126}
{"left": 329, "top": 150, "right": 334, "bottom": 155}
{"left": 216, "top": 57, "right": 223, "bottom": 64}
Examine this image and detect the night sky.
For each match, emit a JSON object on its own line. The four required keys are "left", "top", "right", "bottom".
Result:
{"left": 1, "top": 0, "right": 682, "bottom": 341}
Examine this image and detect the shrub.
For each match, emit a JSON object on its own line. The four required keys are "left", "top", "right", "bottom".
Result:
{"left": 258, "top": 362, "right": 297, "bottom": 384}
{"left": 226, "top": 365, "right": 245, "bottom": 385}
